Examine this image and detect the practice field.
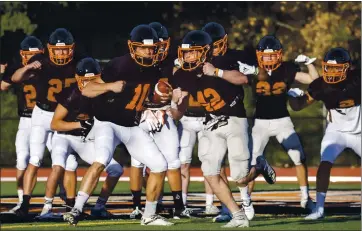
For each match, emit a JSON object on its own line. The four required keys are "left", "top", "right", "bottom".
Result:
{"left": 1, "top": 167, "right": 360, "bottom": 230}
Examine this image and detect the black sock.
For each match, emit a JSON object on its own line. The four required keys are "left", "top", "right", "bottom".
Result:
{"left": 21, "top": 195, "right": 31, "bottom": 209}
{"left": 66, "top": 198, "right": 75, "bottom": 212}
{"left": 131, "top": 190, "right": 142, "bottom": 209}
{"left": 172, "top": 191, "right": 184, "bottom": 211}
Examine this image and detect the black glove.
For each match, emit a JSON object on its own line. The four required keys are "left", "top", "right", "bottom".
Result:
{"left": 203, "top": 114, "right": 229, "bottom": 131}
{"left": 79, "top": 118, "right": 94, "bottom": 138}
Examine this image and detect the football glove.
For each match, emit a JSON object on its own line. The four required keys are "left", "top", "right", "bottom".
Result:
{"left": 294, "top": 54, "right": 316, "bottom": 65}
{"left": 237, "top": 61, "right": 259, "bottom": 75}
{"left": 141, "top": 109, "right": 165, "bottom": 133}
{"left": 287, "top": 88, "right": 305, "bottom": 97}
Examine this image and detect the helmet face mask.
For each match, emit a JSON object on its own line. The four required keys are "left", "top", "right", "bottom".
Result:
{"left": 256, "top": 35, "right": 283, "bottom": 71}
{"left": 20, "top": 36, "right": 44, "bottom": 66}
{"left": 213, "top": 34, "right": 228, "bottom": 56}
{"left": 128, "top": 25, "right": 159, "bottom": 67}
{"left": 47, "top": 43, "right": 75, "bottom": 66}
{"left": 178, "top": 44, "right": 210, "bottom": 71}
{"left": 322, "top": 47, "right": 351, "bottom": 84}
{"left": 47, "top": 28, "right": 75, "bottom": 66}
{"left": 156, "top": 37, "right": 170, "bottom": 62}
{"left": 75, "top": 57, "right": 101, "bottom": 91}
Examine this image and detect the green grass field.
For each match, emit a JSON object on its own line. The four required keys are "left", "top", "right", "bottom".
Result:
{"left": 1, "top": 215, "right": 360, "bottom": 230}
{"left": 1, "top": 181, "right": 361, "bottom": 197}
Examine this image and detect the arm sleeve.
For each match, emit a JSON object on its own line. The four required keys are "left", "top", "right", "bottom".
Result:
{"left": 307, "top": 78, "right": 323, "bottom": 101}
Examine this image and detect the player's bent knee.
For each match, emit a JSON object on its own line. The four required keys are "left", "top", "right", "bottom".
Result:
{"left": 148, "top": 160, "right": 168, "bottom": 173}
{"left": 105, "top": 162, "right": 124, "bottom": 177}
{"left": 288, "top": 149, "right": 304, "bottom": 166}
{"left": 65, "top": 155, "right": 78, "bottom": 172}
{"left": 16, "top": 154, "right": 30, "bottom": 170}
{"left": 167, "top": 159, "right": 181, "bottom": 170}
{"left": 29, "top": 156, "right": 42, "bottom": 167}
{"left": 230, "top": 159, "right": 249, "bottom": 181}
{"left": 131, "top": 158, "right": 144, "bottom": 168}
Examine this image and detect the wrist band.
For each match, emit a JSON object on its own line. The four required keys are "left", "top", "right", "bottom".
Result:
{"left": 218, "top": 69, "right": 224, "bottom": 78}
{"left": 254, "top": 67, "right": 259, "bottom": 75}
{"left": 171, "top": 101, "right": 178, "bottom": 110}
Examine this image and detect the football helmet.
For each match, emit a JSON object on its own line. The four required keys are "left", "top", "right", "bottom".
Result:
{"left": 149, "top": 22, "right": 170, "bottom": 62}
{"left": 47, "top": 28, "right": 75, "bottom": 65}
{"left": 202, "top": 22, "right": 227, "bottom": 56}
{"left": 20, "top": 36, "right": 44, "bottom": 66}
{"left": 128, "top": 24, "right": 159, "bottom": 67}
{"left": 256, "top": 35, "right": 283, "bottom": 71}
{"left": 75, "top": 57, "right": 101, "bottom": 91}
{"left": 322, "top": 47, "right": 351, "bottom": 84}
{"left": 178, "top": 30, "right": 213, "bottom": 71}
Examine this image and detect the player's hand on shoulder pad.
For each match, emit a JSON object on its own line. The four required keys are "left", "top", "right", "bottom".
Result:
{"left": 288, "top": 88, "right": 305, "bottom": 97}
{"left": 26, "top": 61, "right": 42, "bottom": 70}
{"left": 202, "top": 62, "right": 216, "bottom": 76}
{"left": 295, "top": 54, "right": 316, "bottom": 65}
{"left": 237, "top": 61, "right": 258, "bottom": 75}
{"left": 109, "top": 80, "right": 126, "bottom": 93}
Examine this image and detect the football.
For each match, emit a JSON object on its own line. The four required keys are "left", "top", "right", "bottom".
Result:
{"left": 152, "top": 80, "right": 173, "bottom": 104}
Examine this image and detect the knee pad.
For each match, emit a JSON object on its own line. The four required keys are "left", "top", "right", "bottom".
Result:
{"left": 167, "top": 158, "right": 181, "bottom": 170}
{"left": 288, "top": 149, "right": 304, "bottom": 166}
{"left": 29, "top": 155, "right": 42, "bottom": 167}
{"left": 16, "top": 153, "right": 30, "bottom": 170}
{"left": 105, "top": 162, "right": 124, "bottom": 177}
{"left": 131, "top": 157, "right": 145, "bottom": 168}
{"left": 228, "top": 136, "right": 250, "bottom": 181}
{"left": 65, "top": 155, "right": 78, "bottom": 171}
{"left": 148, "top": 158, "right": 167, "bottom": 173}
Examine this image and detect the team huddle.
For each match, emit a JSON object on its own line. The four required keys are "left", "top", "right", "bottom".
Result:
{"left": 0, "top": 22, "right": 360, "bottom": 228}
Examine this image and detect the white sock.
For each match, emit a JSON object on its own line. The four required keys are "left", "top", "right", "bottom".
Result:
{"left": 300, "top": 186, "right": 309, "bottom": 199}
{"left": 143, "top": 200, "right": 157, "bottom": 218}
{"left": 74, "top": 191, "right": 89, "bottom": 212}
{"left": 17, "top": 189, "right": 24, "bottom": 203}
{"left": 316, "top": 192, "right": 326, "bottom": 214}
{"left": 238, "top": 186, "right": 250, "bottom": 204}
{"left": 205, "top": 194, "right": 214, "bottom": 206}
{"left": 43, "top": 197, "right": 54, "bottom": 210}
{"left": 94, "top": 196, "right": 108, "bottom": 209}
{"left": 182, "top": 193, "right": 187, "bottom": 206}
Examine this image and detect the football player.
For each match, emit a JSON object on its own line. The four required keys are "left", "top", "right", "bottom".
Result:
{"left": 9, "top": 30, "right": 79, "bottom": 217}
{"left": 237, "top": 35, "right": 319, "bottom": 210}
{"left": 201, "top": 22, "right": 258, "bottom": 222}
{"left": 169, "top": 30, "right": 250, "bottom": 228}
{"left": 288, "top": 48, "right": 360, "bottom": 220}
{"left": 39, "top": 57, "right": 123, "bottom": 219}
{"left": 129, "top": 22, "right": 191, "bottom": 219}
{"left": 63, "top": 25, "right": 173, "bottom": 226}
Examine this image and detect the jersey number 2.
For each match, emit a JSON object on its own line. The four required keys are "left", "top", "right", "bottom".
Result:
{"left": 47, "top": 78, "right": 76, "bottom": 102}
{"left": 23, "top": 85, "right": 37, "bottom": 108}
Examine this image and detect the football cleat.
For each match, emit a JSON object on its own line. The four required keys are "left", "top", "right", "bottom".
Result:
{"left": 141, "top": 214, "right": 174, "bottom": 226}
{"left": 305, "top": 210, "right": 324, "bottom": 220}
{"left": 205, "top": 204, "right": 220, "bottom": 215}
{"left": 221, "top": 212, "right": 249, "bottom": 228}
{"left": 242, "top": 200, "right": 255, "bottom": 220}
{"left": 256, "top": 156, "right": 276, "bottom": 184}
{"left": 63, "top": 207, "right": 81, "bottom": 226}
{"left": 301, "top": 197, "right": 315, "bottom": 210}
{"left": 91, "top": 207, "right": 114, "bottom": 218}
{"left": 213, "top": 213, "right": 232, "bottom": 223}
{"left": 173, "top": 207, "right": 194, "bottom": 219}
{"left": 130, "top": 206, "right": 143, "bottom": 219}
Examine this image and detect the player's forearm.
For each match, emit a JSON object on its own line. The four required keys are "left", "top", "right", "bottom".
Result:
{"left": 306, "top": 63, "right": 319, "bottom": 81}
{"left": 11, "top": 66, "right": 31, "bottom": 83}
{"left": 51, "top": 120, "right": 81, "bottom": 132}
{"left": 170, "top": 108, "right": 184, "bottom": 121}
{"left": 221, "top": 70, "right": 248, "bottom": 85}
{"left": 82, "top": 82, "right": 112, "bottom": 98}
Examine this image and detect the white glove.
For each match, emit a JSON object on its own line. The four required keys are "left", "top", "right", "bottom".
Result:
{"left": 140, "top": 110, "right": 164, "bottom": 132}
{"left": 237, "top": 61, "right": 258, "bottom": 75}
{"left": 287, "top": 88, "right": 305, "bottom": 97}
{"left": 294, "top": 54, "right": 316, "bottom": 65}
{"left": 174, "top": 58, "right": 181, "bottom": 68}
